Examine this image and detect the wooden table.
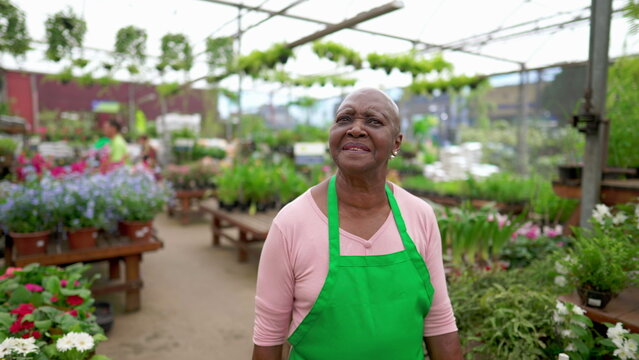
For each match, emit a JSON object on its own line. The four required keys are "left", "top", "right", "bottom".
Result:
{"left": 200, "top": 199, "right": 276, "bottom": 262}
{"left": 560, "top": 287, "right": 639, "bottom": 333}
{"left": 168, "top": 189, "right": 211, "bottom": 225}
{"left": 552, "top": 179, "right": 639, "bottom": 228}
{"left": 4, "top": 232, "right": 163, "bottom": 312}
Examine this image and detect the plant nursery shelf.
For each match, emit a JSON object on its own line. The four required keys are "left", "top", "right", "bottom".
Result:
{"left": 559, "top": 287, "right": 639, "bottom": 333}
{"left": 167, "top": 189, "right": 211, "bottom": 225}
{"left": 4, "top": 232, "right": 164, "bottom": 312}
{"left": 199, "top": 199, "right": 276, "bottom": 263}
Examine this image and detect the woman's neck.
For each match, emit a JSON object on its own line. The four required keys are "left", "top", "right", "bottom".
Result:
{"left": 335, "top": 170, "right": 388, "bottom": 210}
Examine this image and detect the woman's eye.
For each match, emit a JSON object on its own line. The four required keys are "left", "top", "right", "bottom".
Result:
{"left": 336, "top": 116, "right": 350, "bottom": 123}
{"left": 368, "top": 118, "right": 382, "bottom": 125}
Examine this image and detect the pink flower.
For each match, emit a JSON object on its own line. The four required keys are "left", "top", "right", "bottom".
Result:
{"left": 25, "top": 283, "right": 44, "bottom": 292}
{"left": 543, "top": 225, "right": 563, "bottom": 238}
{"left": 67, "top": 309, "right": 78, "bottom": 317}
{"left": 73, "top": 280, "right": 81, "bottom": 287}
{"left": 66, "top": 295, "right": 84, "bottom": 306}
{"left": 60, "top": 280, "right": 68, "bottom": 287}
{"left": 525, "top": 226, "right": 540, "bottom": 240}
{"left": 50, "top": 166, "right": 67, "bottom": 178}
{"left": 0, "top": 267, "right": 22, "bottom": 280}
{"left": 50, "top": 295, "right": 58, "bottom": 303}
{"left": 70, "top": 161, "right": 87, "bottom": 174}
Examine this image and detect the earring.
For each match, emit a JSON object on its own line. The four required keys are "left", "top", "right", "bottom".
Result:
{"left": 390, "top": 150, "right": 398, "bottom": 159}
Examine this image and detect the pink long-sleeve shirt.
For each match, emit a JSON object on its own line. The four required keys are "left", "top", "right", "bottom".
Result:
{"left": 253, "top": 184, "right": 457, "bottom": 346}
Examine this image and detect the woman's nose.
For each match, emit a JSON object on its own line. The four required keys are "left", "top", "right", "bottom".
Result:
{"left": 347, "top": 120, "right": 366, "bottom": 137}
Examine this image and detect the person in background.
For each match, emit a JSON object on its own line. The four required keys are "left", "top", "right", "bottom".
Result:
{"left": 102, "top": 119, "right": 128, "bottom": 164}
{"left": 137, "top": 134, "right": 157, "bottom": 169}
{"left": 252, "top": 88, "right": 462, "bottom": 360}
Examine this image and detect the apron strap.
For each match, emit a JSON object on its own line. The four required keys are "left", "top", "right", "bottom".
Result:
{"left": 327, "top": 175, "right": 341, "bottom": 263}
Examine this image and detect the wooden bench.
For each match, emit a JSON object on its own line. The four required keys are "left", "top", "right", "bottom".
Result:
{"left": 199, "top": 199, "right": 276, "bottom": 262}
{"left": 559, "top": 287, "right": 639, "bottom": 333}
{"left": 4, "top": 232, "right": 163, "bottom": 312}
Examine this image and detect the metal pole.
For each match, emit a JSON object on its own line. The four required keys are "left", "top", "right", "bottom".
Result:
{"left": 579, "top": 0, "right": 612, "bottom": 228}
{"left": 160, "top": 96, "right": 171, "bottom": 165}
{"left": 516, "top": 63, "right": 529, "bottom": 175}
{"left": 236, "top": 7, "right": 243, "bottom": 140}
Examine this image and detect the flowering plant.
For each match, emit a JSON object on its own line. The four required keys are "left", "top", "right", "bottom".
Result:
{"left": 58, "top": 174, "right": 111, "bottom": 231}
{"left": 112, "top": 169, "right": 172, "bottom": 222}
{"left": 0, "top": 180, "right": 61, "bottom": 233}
{"left": 600, "top": 322, "right": 639, "bottom": 360}
{"left": 0, "top": 264, "right": 110, "bottom": 360}
{"left": 552, "top": 301, "right": 594, "bottom": 360}
{"left": 591, "top": 202, "right": 639, "bottom": 241}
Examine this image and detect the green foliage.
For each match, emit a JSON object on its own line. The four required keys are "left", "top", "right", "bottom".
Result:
{"left": 448, "top": 261, "right": 558, "bottom": 360}
{"left": 158, "top": 33, "right": 193, "bottom": 72}
{"left": 367, "top": 51, "right": 453, "bottom": 76}
{"left": 562, "top": 234, "right": 638, "bottom": 293}
{"left": 0, "top": 136, "right": 17, "bottom": 155}
{"left": 0, "top": 0, "right": 30, "bottom": 57}
{"left": 312, "top": 41, "right": 362, "bottom": 68}
{"left": 114, "top": 25, "right": 147, "bottom": 73}
{"left": 500, "top": 234, "right": 570, "bottom": 269}
{"left": 237, "top": 42, "right": 293, "bottom": 77}
{"left": 164, "top": 163, "right": 218, "bottom": 190}
{"left": 407, "top": 75, "right": 487, "bottom": 96}
{"left": 156, "top": 82, "right": 181, "bottom": 97}
{"left": 288, "top": 96, "right": 317, "bottom": 108}
{"left": 205, "top": 36, "right": 234, "bottom": 72}
{"left": 44, "top": 8, "right": 87, "bottom": 62}
{"left": 437, "top": 204, "right": 524, "bottom": 265}
{"left": 607, "top": 56, "right": 639, "bottom": 167}
{"left": 624, "top": 0, "right": 639, "bottom": 34}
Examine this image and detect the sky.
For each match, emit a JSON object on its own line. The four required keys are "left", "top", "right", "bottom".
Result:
{"left": 2, "top": 0, "right": 637, "bottom": 116}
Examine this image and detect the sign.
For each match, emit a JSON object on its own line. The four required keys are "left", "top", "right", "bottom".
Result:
{"left": 92, "top": 100, "right": 120, "bottom": 113}
{"left": 294, "top": 142, "right": 326, "bottom": 165}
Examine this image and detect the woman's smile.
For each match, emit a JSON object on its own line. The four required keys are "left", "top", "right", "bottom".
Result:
{"left": 342, "top": 142, "right": 371, "bottom": 152}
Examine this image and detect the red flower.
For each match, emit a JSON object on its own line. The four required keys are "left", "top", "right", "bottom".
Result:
{"left": 66, "top": 295, "right": 84, "bottom": 306}
{"left": 25, "top": 283, "right": 44, "bottom": 292}
{"left": 22, "top": 332, "right": 31, "bottom": 339}
{"left": 11, "top": 303, "right": 36, "bottom": 316}
{"left": 32, "top": 330, "right": 42, "bottom": 339}
{"left": 21, "top": 321, "right": 34, "bottom": 330}
{"left": 10, "top": 320, "right": 22, "bottom": 333}
{"left": 50, "top": 295, "right": 59, "bottom": 302}
{"left": 485, "top": 265, "right": 492, "bottom": 271}
{"left": 67, "top": 309, "right": 78, "bottom": 317}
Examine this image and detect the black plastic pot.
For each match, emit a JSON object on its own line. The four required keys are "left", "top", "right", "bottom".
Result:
{"left": 577, "top": 286, "right": 613, "bottom": 309}
{"left": 558, "top": 164, "right": 582, "bottom": 184}
{"left": 93, "top": 301, "right": 114, "bottom": 333}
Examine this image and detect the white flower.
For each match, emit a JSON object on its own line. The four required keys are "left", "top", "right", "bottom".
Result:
{"left": 572, "top": 305, "right": 586, "bottom": 316}
{"left": 553, "top": 312, "right": 563, "bottom": 324}
{"left": 607, "top": 322, "right": 629, "bottom": 342}
{"left": 554, "top": 275, "right": 567, "bottom": 287}
{"left": 614, "top": 338, "right": 638, "bottom": 360}
{"left": 565, "top": 343, "right": 577, "bottom": 352}
{"left": 10, "top": 337, "right": 38, "bottom": 356}
{"left": 555, "top": 262, "right": 568, "bottom": 275}
{"left": 57, "top": 332, "right": 95, "bottom": 352}
{"left": 592, "top": 204, "right": 611, "bottom": 223}
{"left": 561, "top": 329, "right": 575, "bottom": 338}
{"left": 556, "top": 301, "right": 569, "bottom": 315}
{"left": 0, "top": 343, "right": 7, "bottom": 357}
{"left": 612, "top": 212, "right": 629, "bottom": 225}
{"left": 73, "top": 332, "right": 95, "bottom": 352}
{"left": 56, "top": 334, "right": 75, "bottom": 352}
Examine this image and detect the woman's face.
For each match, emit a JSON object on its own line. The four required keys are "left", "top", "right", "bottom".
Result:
{"left": 329, "top": 89, "right": 402, "bottom": 175}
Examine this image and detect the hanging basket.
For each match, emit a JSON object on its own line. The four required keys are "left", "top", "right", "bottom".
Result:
{"left": 10, "top": 230, "right": 51, "bottom": 256}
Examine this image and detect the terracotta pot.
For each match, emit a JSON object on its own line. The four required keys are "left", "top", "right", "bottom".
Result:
{"left": 577, "top": 286, "right": 613, "bottom": 309}
{"left": 119, "top": 220, "right": 153, "bottom": 242}
{"left": 10, "top": 230, "right": 51, "bottom": 256}
{"left": 67, "top": 227, "right": 98, "bottom": 250}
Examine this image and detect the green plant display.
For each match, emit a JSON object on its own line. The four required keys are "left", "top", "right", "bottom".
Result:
{"left": 0, "top": 137, "right": 17, "bottom": 155}
{"left": 367, "top": 52, "right": 452, "bottom": 76}
{"left": 607, "top": 56, "right": 639, "bottom": 168}
{"left": 0, "top": 0, "right": 30, "bottom": 58}
{"left": 44, "top": 8, "right": 86, "bottom": 62}
{"left": 205, "top": 36, "right": 234, "bottom": 72}
{"left": 237, "top": 42, "right": 293, "bottom": 77}
{"left": 562, "top": 234, "right": 638, "bottom": 294}
{"left": 407, "top": 75, "right": 488, "bottom": 96}
{"left": 312, "top": 41, "right": 362, "bottom": 69}
{"left": 114, "top": 25, "right": 147, "bottom": 75}
{"left": 157, "top": 33, "right": 193, "bottom": 72}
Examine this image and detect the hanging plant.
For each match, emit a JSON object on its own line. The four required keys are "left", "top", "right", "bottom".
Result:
{"left": 312, "top": 41, "right": 362, "bottom": 69}
{"left": 205, "top": 36, "right": 234, "bottom": 72}
{"left": 157, "top": 82, "right": 181, "bottom": 97}
{"left": 159, "top": 33, "right": 193, "bottom": 72}
{"left": 407, "top": 74, "right": 487, "bottom": 96}
{"left": 45, "top": 8, "right": 87, "bottom": 62}
{"left": 237, "top": 43, "right": 293, "bottom": 76}
{"left": 0, "top": 0, "right": 30, "bottom": 57}
{"left": 115, "top": 25, "right": 147, "bottom": 74}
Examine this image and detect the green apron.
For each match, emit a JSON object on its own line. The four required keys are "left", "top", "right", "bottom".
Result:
{"left": 288, "top": 176, "right": 435, "bottom": 360}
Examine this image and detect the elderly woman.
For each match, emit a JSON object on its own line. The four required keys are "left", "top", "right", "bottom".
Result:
{"left": 253, "top": 88, "right": 462, "bottom": 360}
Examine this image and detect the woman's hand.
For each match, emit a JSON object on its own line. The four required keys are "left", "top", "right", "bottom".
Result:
{"left": 252, "top": 344, "right": 283, "bottom": 360}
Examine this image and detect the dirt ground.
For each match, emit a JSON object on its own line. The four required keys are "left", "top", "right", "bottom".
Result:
{"left": 96, "top": 213, "right": 261, "bottom": 360}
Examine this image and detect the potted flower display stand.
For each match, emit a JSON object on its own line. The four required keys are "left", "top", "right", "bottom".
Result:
{"left": 167, "top": 189, "right": 210, "bottom": 225}
{"left": 4, "top": 230, "right": 164, "bottom": 312}
{"left": 559, "top": 287, "right": 639, "bottom": 333}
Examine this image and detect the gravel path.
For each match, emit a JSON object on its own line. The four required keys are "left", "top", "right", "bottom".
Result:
{"left": 97, "top": 213, "right": 260, "bottom": 359}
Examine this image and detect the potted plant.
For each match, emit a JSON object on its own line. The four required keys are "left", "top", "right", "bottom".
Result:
{"left": 562, "top": 234, "right": 638, "bottom": 309}
{"left": 0, "top": 182, "right": 58, "bottom": 256}
{"left": 113, "top": 171, "right": 171, "bottom": 242}
{"left": 0, "top": 137, "right": 18, "bottom": 167}
{"left": 59, "top": 176, "right": 108, "bottom": 250}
